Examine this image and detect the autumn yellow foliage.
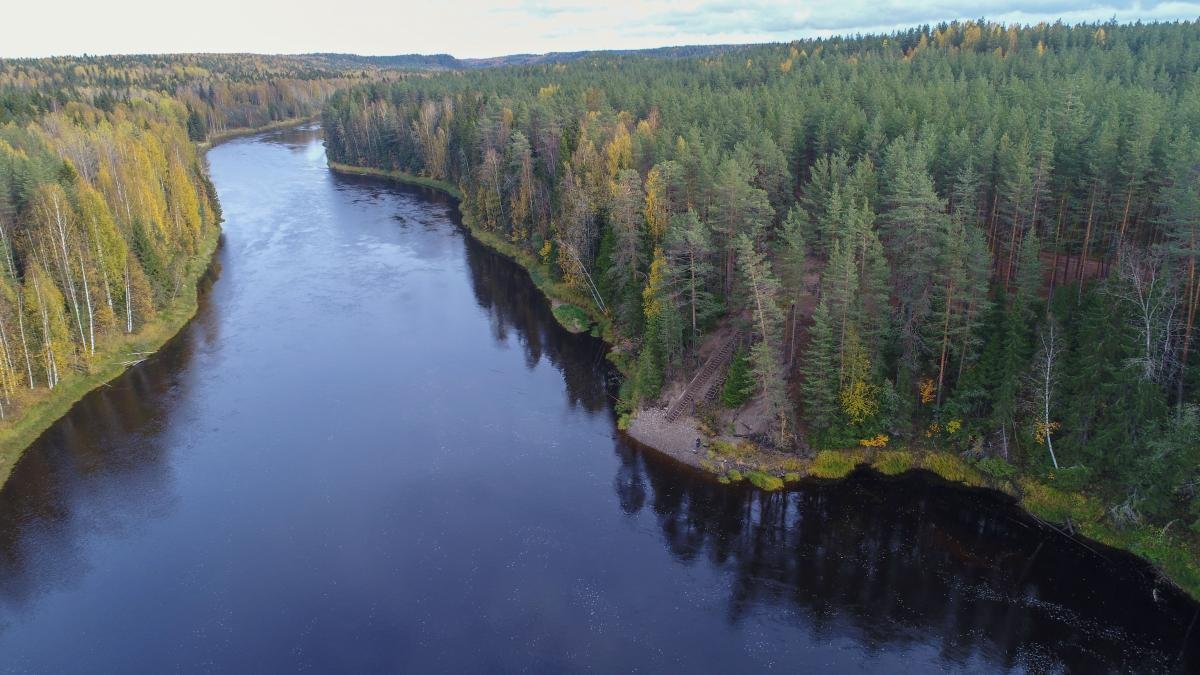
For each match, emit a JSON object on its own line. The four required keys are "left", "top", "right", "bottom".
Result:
{"left": 858, "top": 434, "right": 889, "bottom": 448}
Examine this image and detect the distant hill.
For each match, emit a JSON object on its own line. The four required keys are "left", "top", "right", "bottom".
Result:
{"left": 302, "top": 52, "right": 463, "bottom": 71}
{"left": 306, "top": 43, "right": 755, "bottom": 71}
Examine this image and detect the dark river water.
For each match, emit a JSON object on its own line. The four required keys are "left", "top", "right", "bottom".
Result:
{"left": 0, "top": 126, "right": 1195, "bottom": 672}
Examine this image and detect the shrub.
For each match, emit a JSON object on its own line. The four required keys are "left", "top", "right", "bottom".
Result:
{"left": 721, "top": 348, "right": 755, "bottom": 407}
{"left": 746, "top": 470, "right": 784, "bottom": 491}
{"left": 1050, "top": 465, "right": 1093, "bottom": 492}
{"left": 551, "top": 303, "right": 591, "bottom": 333}
{"left": 975, "top": 456, "right": 1017, "bottom": 482}
{"left": 858, "top": 433, "right": 889, "bottom": 448}
{"left": 708, "top": 440, "right": 756, "bottom": 462}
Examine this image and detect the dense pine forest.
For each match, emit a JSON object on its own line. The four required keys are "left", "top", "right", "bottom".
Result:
{"left": 323, "top": 20, "right": 1200, "bottom": 576}
{"left": 0, "top": 54, "right": 374, "bottom": 463}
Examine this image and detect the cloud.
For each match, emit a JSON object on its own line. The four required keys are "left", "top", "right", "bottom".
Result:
{"left": 2, "top": 0, "right": 1199, "bottom": 58}
{"left": 637, "top": 1, "right": 1191, "bottom": 39}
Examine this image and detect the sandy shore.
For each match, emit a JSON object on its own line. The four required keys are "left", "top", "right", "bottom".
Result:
{"left": 624, "top": 408, "right": 712, "bottom": 471}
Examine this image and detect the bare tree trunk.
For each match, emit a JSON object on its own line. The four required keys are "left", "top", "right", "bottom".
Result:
{"left": 51, "top": 195, "right": 87, "bottom": 349}
{"left": 88, "top": 215, "right": 115, "bottom": 310}
{"left": 986, "top": 192, "right": 999, "bottom": 256}
{"left": 125, "top": 259, "right": 133, "bottom": 334}
{"left": 32, "top": 274, "right": 56, "bottom": 389}
{"left": 1117, "top": 182, "right": 1134, "bottom": 252}
{"left": 0, "top": 220, "right": 15, "bottom": 280}
{"left": 1049, "top": 196, "right": 1065, "bottom": 303}
{"left": 1077, "top": 182, "right": 1098, "bottom": 301}
{"left": 15, "top": 292, "right": 34, "bottom": 389}
{"left": 1040, "top": 322, "right": 1060, "bottom": 469}
{"left": 78, "top": 250, "right": 95, "bottom": 354}
{"left": 956, "top": 301, "right": 976, "bottom": 385}
{"left": 689, "top": 254, "right": 698, "bottom": 345}
{"left": 1004, "top": 210, "right": 1022, "bottom": 286}
{"left": 788, "top": 295, "right": 800, "bottom": 369}
{"left": 936, "top": 281, "right": 954, "bottom": 406}
{"left": 1179, "top": 225, "right": 1198, "bottom": 405}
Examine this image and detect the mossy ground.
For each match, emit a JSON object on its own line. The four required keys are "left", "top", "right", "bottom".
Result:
{"left": 551, "top": 303, "right": 591, "bottom": 333}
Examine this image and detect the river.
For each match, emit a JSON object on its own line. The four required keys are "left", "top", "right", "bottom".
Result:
{"left": 0, "top": 126, "right": 1194, "bottom": 672}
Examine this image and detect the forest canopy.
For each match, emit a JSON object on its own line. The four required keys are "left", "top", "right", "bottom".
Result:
{"left": 323, "top": 19, "right": 1200, "bottom": 535}
{"left": 0, "top": 53, "right": 374, "bottom": 428}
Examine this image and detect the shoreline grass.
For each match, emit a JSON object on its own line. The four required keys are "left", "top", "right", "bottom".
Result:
{"left": 197, "top": 115, "right": 322, "bottom": 150}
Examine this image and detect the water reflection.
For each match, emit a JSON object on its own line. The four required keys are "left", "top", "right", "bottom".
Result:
{"left": 0, "top": 125, "right": 1193, "bottom": 672}
{"left": 0, "top": 256, "right": 219, "bottom": 620}
{"left": 462, "top": 232, "right": 613, "bottom": 413}
{"left": 614, "top": 437, "right": 1199, "bottom": 671}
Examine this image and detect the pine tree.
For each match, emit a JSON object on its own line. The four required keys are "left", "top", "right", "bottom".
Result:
{"left": 735, "top": 234, "right": 790, "bottom": 445}
{"left": 664, "top": 212, "right": 719, "bottom": 349}
{"left": 777, "top": 207, "right": 807, "bottom": 366}
{"left": 800, "top": 298, "right": 839, "bottom": 434}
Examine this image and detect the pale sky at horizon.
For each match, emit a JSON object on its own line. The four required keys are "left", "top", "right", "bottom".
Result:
{"left": 5, "top": 0, "right": 1199, "bottom": 59}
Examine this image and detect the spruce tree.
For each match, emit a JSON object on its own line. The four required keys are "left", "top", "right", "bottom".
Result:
{"left": 800, "top": 298, "right": 839, "bottom": 434}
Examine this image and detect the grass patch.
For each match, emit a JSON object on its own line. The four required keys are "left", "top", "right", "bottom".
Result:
{"left": 1018, "top": 477, "right": 1104, "bottom": 524}
{"left": 746, "top": 470, "right": 784, "bottom": 491}
{"left": 551, "top": 303, "right": 591, "bottom": 333}
{"left": 872, "top": 450, "right": 914, "bottom": 476}
{"left": 920, "top": 452, "right": 985, "bottom": 487}
{"left": 1081, "top": 522, "right": 1200, "bottom": 599}
{"left": 784, "top": 472, "right": 802, "bottom": 483}
{"left": 1019, "top": 477, "right": 1200, "bottom": 600}
{"left": 327, "top": 161, "right": 463, "bottom": 199}
{"left": 707, "top": 439, "right": 758, "bottom": 463}
{"left": 777, "top": 456, "right": 806, "bottom": 473}
{"left": 810, "top": 450, "right": 861, "bottom": 479}
{"left": 725, "top": 469, "right": 744, "bottom": 483}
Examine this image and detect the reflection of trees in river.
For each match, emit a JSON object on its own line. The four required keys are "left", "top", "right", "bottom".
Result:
{"left": 613, "top": 438, "right": 1198, "bottom": 672}
{"left": 462, "top": 230, "right": 613, "bottom": 413}
{"left": 0, "top": 256, "right": 219, "bottom": 618}
{"left": 450, "top": 198, "right": 1198, "bottom": 672}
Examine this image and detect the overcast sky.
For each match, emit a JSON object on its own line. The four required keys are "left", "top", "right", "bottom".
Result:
{"left": 4, "top": 1, "right": 1199, "bottom": 59}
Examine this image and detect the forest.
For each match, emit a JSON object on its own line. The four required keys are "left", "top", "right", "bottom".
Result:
{"left": 0, "top": 54, "right": 371, "bottom": 459}
{"left": 322, "top": 20, "right": 1200, "bottom": 564}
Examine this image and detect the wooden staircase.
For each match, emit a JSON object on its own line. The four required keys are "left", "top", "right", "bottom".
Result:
{"left": 665, "top": 330, "right": 741, "bottom": 423}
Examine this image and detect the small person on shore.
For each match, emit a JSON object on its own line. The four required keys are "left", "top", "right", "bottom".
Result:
{"left": 694, "top": 437, "right": 701, "bottom": 453}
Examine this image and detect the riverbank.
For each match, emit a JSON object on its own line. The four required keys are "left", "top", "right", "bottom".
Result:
{"left": 325, "top": 159, "right": 1200, "bottom": 602}
{"left": 198, "top": 115, "right": 321, "bottom": 150}
{"left": 0, "top": 118, "right": 321, "bottom": 489}
{"left": 0, "top": 225, "right": 221, "bottom": 488}
{"left": 628, "top": 409, "right": 1200, "bottom": 600}
{"left": 328, "top": 161, "right": 612, "bottom": 342}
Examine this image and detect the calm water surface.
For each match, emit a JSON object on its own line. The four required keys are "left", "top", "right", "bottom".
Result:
{"left": 0, "top": 126, "right": 1195, "bottom": 672}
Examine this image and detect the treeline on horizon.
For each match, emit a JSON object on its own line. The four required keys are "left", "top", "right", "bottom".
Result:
{"left": 323, "top": 20, "right": 1200, "bottom": 533}
{"left": 0, "top": 54, "right": 365, "bottom": 424}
